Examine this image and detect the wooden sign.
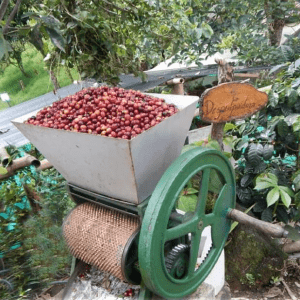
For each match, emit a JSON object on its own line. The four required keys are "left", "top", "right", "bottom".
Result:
{"left": 200, "top": 82, "right": 268, "bottom": 123}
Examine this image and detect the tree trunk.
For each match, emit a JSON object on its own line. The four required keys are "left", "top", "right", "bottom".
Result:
{"left": 210, "top": 58, "right": 234, "bottom": 150}
{"left": 49, "top": 70, "right": 60, "bottom": 92}
{"left": 264, "top": 0, "right": 287, "bottom": 46}
{"left": 65, "top": 66, "right": 74, "bottom": 83}
{"left": 2, "top": 0, "right": 22, "bottom": 35}
{"left": 0, "top": 0, "right": 10, "bottom": 22}
{"left": 268, "top": 18, "right": 285, "bottom": 46}
{"left": 14, "top": 50, "right": 31, "bottom": 78}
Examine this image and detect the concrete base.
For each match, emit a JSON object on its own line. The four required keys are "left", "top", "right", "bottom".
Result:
{"left": 152, "top": 283, "right": 215, "bottom": 300}
{"left": 187, "top": 126, "right": 212, "bottom": 143}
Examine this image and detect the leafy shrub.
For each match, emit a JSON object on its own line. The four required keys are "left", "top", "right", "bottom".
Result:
{"left": 225, "top": 53, "right": 300, "bottom": 223}
{"left": 0, "top": 144, "right": 74, "bottom": 299}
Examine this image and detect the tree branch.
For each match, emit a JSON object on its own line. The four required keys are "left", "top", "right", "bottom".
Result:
{"left": 3, "top": 0, "right": 22, "bottom": 35}
{"left": 0, "top": 0, "right": 10, "bottom": 23}
{"left": 0, "top": 0, "right": 12, "bottom": 24}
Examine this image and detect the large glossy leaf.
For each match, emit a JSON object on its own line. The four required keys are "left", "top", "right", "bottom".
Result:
{"left": 236, "top": 187, "right": 252, "bottom": 202}
{"left": 261, "top": 207, "right": 273, "bottom": 222}
{"left": 281, "top": 45, "right": 295, "bottom": 62}
{"left": 263, "top": 144, "right": 274, "bottom": 160}
{"left": 41, "top": 16, "right": 61, "bottom": 29}
{"left": 30, "top": 24, "right": 44, "bottom": 55}
{"left": 240, "top": 174, "right": 253, "bottom": 188}
{"left": 0, "top": 33, "right": 12, "bottom": 61}
{"left": 247, "top": 143, "right": 261, "bottom": 165}
{"left": 268, "top": 90, "right": 279, "bottom": 107}
{"left": 288, "top": 89, "right": 298, "bottom": 107}
{"left": 293, "top": 174, "right": 300, "bottom": 192}
{"left": 276, "top": 206, "right": 289, "bottom": 224}
{"left": 266, "top": 187, "right": 279, "bottom": 207}
{"left": 269, "top": 64, "right": 287, "bottom": 75}
{"left": 253, "top": 162, "right": 267, "bottom": 174}
{"left": 44, "top": 26, "right": 66, "bottom": 52}
{"left": 277, "top": 120, "right": 289, "bottom": 137}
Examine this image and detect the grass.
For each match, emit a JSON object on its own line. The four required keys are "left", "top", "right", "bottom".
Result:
{"left": 0, "top": 45, "right": 80, "bottom": 111}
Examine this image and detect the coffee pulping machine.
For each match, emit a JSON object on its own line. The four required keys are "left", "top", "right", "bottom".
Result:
{"left": 12, "top": 93, "right": 289, "bottom": 299}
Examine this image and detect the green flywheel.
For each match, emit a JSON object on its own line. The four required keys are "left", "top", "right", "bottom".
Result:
{"left": 138, "top": 147, "right": 236, "bottom": 299}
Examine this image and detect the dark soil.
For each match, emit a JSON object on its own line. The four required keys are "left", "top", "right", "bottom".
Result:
{"left": 228, "top": 259, "right": 300, "bottom": 299}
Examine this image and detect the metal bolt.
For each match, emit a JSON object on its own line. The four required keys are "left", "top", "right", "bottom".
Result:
{"left": 197, "top": 220, "right": 203, "bottom": 230}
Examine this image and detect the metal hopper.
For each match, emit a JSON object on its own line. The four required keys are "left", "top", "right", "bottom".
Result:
{"left": 12, "top": 93, "right": 199, "bottom": 204}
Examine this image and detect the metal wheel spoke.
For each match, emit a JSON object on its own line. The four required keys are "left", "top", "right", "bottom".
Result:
{"left": 203, "top": 213, "right": 215, "bottom": 226}
{"left": 187, "top": 230, "right": 201, "bottom": 278}
{"left": 211, "top": 184, "right": 230, "bottom": 248}
{"left": 197, "top": 168, "right": 211, "bottom": 216}
{"left": 165, "top": 217, "right": 199, "bottom": 242}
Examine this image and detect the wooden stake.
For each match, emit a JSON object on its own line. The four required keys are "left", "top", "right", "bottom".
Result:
{"left": 210, "top": 58, "right": 234, "bottom": 150}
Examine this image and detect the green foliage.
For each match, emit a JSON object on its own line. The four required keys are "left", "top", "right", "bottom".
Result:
{"left": 0, "top": 45, "right": 79, "bottom": 111}
{"left": 177, "top": 181, "right": 198, "bottom": 213}
{"left": 2, "top": 0, "right": 299, "bottom": 85}
{"left": 225, "top": 53, "right": 300, "bottom": 223}
{"left": 0, "top": 144, "right": 74, "bottom": 300}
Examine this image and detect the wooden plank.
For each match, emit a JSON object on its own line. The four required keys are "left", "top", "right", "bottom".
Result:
{"left": 200, "top": 82, "right": 268, "bottom": 123}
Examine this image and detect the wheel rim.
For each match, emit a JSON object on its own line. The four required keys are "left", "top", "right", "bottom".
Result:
{"left": 138, "top": 147, "right": 235, "bottom": 299}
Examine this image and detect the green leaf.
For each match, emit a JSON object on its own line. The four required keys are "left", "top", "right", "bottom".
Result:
{"left": 240, "top": 174, "right": 253, "bottom": 188}
{"left": 206, "top": 140, "right": 221, "bottom": 151}
{"left": 261, "top": 207, "right": 273, "bottom": 222}
{"left": 277, "top": 120, "right": 289, "bottom": 137}
{"left": 44, "top": 27, "right": 66, "bottom": 52}
{"left": 266, "top": 187, "right": 280, "bottom": 207}
{"left": 186, "top": 188, "right": 198, "bottom": 195}
{"left": 254, "top": 181, "right": 274, "bottom": 190}
{"left": 293, "top": 120, "right": 300, "bottom": 132}
{"left": 294, "top": 191, "right": 300, "bottom": 206}
{"left": 276, "top": 206, "right": 289, "bottom": 224}
{"left": 223, "top": 136, "right": 234, "bottom": 148}
{"left": 288, "top": 89, "right": 298, "bottom": 107}
{"left": 0, "top": 166, "right": 7, "bottom": 175}
{"left": 293, "top": 174, "right": 300, "bottom": 192}
{"left": 235, "top": 137, "right": 249, "bottom": 151}
{"left": 263, "top": 144, "right": 274, "bottom": 160}
{"left": 224, "top": 123, "right": 236, "bottom": 132}
{"left": 279, "top": 186, "right": 294, "bottom": 197}
{"left": 201, "top": 22, "right": 213, "bottom": 38}
{"left": 279, "top": 189, "right": 291, "bottom": 208}
{"left": 268, "top": 90, "right": 279, "bottom": 107}
{"left": 177, "top": 194, "right": 197, "bottom": 212}
{"left": 0, "top": 33, "right": 12, "bottom": 61}
{"left": 248, "top": 143, "right": 261, "bottom": 165}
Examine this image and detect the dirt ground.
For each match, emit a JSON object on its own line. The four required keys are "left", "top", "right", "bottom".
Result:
{"left": 228, "top": 258, "right": 300, "bottom": 300}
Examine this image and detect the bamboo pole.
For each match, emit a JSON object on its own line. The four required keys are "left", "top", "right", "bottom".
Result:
{"left": 0, "top": 157, "right": 52, "bottom": 181}
{"left": 0, "top": 146, "right": 11, "bottom": 166}
{"left": 166, "top": 78, "right": 185, "bottom": 95}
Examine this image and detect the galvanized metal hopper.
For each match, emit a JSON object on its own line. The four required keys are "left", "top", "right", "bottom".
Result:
{"left": 12, "top": 93, "right": 199, "bottom": 204}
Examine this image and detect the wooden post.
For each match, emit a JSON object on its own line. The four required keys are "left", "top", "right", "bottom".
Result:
{"left": 210, "top": 59, "right": 234, "bottom": 150}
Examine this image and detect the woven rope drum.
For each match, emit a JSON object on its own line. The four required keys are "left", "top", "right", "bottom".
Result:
{"left": 63, "top": 202, "right": 140, "bottom": 281}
